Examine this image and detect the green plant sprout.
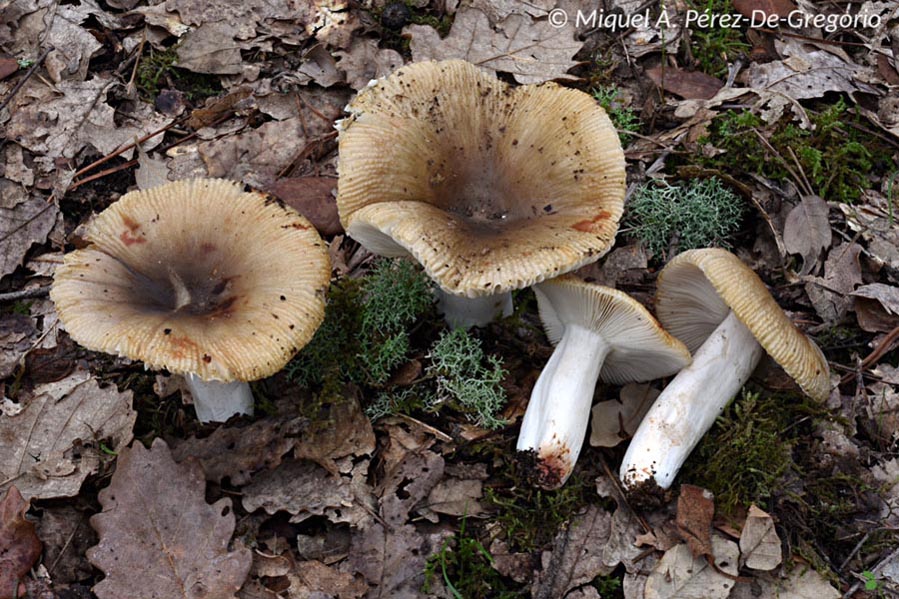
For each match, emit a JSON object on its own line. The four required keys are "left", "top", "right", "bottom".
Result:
{"left": 626, "top": 176, "right": 743, "bottom": 259}
{"left": 685, "top": 0, "right": 750, "bottom": 78}
{"left": 592, "top": 86, "right": 641, "bottom": 144}
{"left": 427, "top": 328, "right": 507, "bottom": 430}
{"left": 862, "top": 570, "right": 879, "bottom": 592}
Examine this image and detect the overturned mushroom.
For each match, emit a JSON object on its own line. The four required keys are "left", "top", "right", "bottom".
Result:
{"left": 337, "top": 60, "right": 626, "bottom": 327}
{"left": 51, "top": 178, "right": 330, "bottom": 422}
{"left": 620, "top": 248, "right": 830, "bottom": 490}
{"left": 518, "top": 276, "right": 691, "bottom": 489}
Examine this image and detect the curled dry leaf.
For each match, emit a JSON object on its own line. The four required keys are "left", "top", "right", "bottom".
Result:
{"left": 645, "top": 535, "right": 739, "bottom": 599}
{"left": 88, "top": 439, "right": 251, "bottom": 599}
{"left": 0, "top": 369, "right": 135, "bottom": 500}
{"left": 288, "top": 560, "right": 368, "bottom": 599}
{"left": 532, "top": 505, "right": 615, "bottom": 599}
{"left": 0, "top": 486, "right": 41, "bottom": 599}
{"left": 590, "top": 383, "right": 660, "bottom": 448}
{"left": 293, "top": 390, "right": 376, "bottom": 475}
{"left": 405, "top": 7, "right": 583, "bottom": 84}
{"left": 738, "top": 504, "right": 782, "bottom": 570}
{"left": 804, "top": 242, "right": 863, "bottom": 324}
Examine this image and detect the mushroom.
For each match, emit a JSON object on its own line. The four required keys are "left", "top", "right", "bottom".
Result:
{"left": 518, "top": 276, "right": 691, "bottom": 488}
{"left": 619, "top": 248, "right": 830, "bottom": 490}
{"left": 50, "top": 178, "right": 330, "bottom": 423}
{"left": 337, "top": 60, "right": 626, "bottom": 327}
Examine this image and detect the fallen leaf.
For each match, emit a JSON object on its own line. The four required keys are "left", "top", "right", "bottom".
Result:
{"left": 838, "top": 190, "right": 899, "bottom": 278}
{"left": 335, "top": 38, "right": 403, "bottom": 91}
{"left": 730, "top": 567, "right": 841, "bottom": 598}
{"left": 804, "top": 242, "right": 863, "bottom": 323}
{"left": 489, "top": 537, "right": 534, "bottom": 583}
{"left": 646, "top": 66, "right": 724, "bottom": 100}
{"left": 676, "top": 485, "right": 716, "bottom": 560}
{"left": 345, "top": 522, "right": 449, "bottom": 598}
{"left": 864, "top": 382, "right": 899, "bottom": 444}
{"left": 590, "top": 383, "right": 660, "bottom": 448}
{"left": 738, "top": 505, "right": 782, "bottom": 570}
{"left": 171, "top": 413, "right": 307, "bottom": 485}
{"left": 269, "top": 177, "right": 341, "bottom": 236}
{"left": 0, "top": 369, "right": 136, "bottom": 500}
{"left": 88, "top": 439, "right": 251, "bottom": 599}
{"left": 532, "top": 505, "right": 614, "bottom": 599}
{"left": 871, "top": 458, "right": 899, "bottom": 528}
{"left": 294, "top": 390, "right": 376, "bottom": 475}
{"left": 418, "top": 477, "right": 483, "bottom": 521}
{"left": 0, "top": 313, "right": 37, "bottom": 379}
{"left": 644, "top": 536, "right": 739, "bottom": 599}
{"left": 135, "top": 146, "right": 170, "bottom": 191}
{"left": 748, "top": 38, "right": 878, "bottom": 100}
{"left": 36, "top": 506, "right": 96, "bottom": 583}
{"left": 405, "top": 7, "right": 583, "bottom": 84}
{"left": 783, "top": 195, "right": 831, "bottom": 275}
{"left": 0, "top": 486, "right": 41, "bottom": 599}
{"left": 0, "top": 58, "right": 17, "bottom": 80}
{"left": 0, "top": 181, "right": 59, "bottom": 280}
{"left": 853, "top": 283, "right": 899, "bottom": 316}
{"left": 241, "top": 458, "right": 374, "bottom": 527}
{"left": 380, "top": 448, "right": 445, "bottom": 525}
{"left": 176, "top": 22, "right": 245, "bottom": 75}
{"left": 288, "top": 560, "right": 368, "bottom": 598}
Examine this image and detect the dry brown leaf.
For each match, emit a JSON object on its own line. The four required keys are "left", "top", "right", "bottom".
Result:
{"left": 838, "top": 190, "right": 899, "bottom": 278}
{"left": 864, "top": 382, "right": 899, "bottom": 444}
{"left": 418, "top": 477, "right": 483, "bottom": 521}
{"left": 293, "top": 390, "right": 376, "bottom": 475}
{"left": 646, "top": 66, "right": 723, "bottom": 100}
{"left": 0, "top": 486, "right": 41, "bottom": 599}
{"left": 135, "top": 146, "right": 169, "bottom": 191}
{"left": 730, "top": 567, "right": 840, "bottom": 598}
{"left": 853, "top": 283, "right": 899, "bottom": 316}
{"left": 0, "top": 369, "right": 135, "bottom": 500}
{"left": 0, "top": 58, "right": 16, "bottom": 80}
{"left": 35, "top": 505, "right": 95, "bottom": 584}
{"left": 297, "top": 45, "right": 343, "bottom": 88}
{"left": 380, "top": 448, "right": 444, "bottom": 525}
{"left": 0, "top": 181, "right": 59, "bottom": 280}
{"left": 176, "top": 22, "right": 245, "bottom": 75}
{"left": 804, "top": 242, "right": 863, "bottom": 323}
{"left": 590, "top": 383, "right": 660, "bottom": 448}
{"left": 346, "top": 522, "right": 449, "bottom": 598}
{"left": 738, "top": 504, "right": 782, "bottom": 570}
{"left": 676, "top": 485, "right": 716, "bottom": 560}
{"left": 532, "top": 505, "right": 614, "bottom": 599}
{"left": 171, "top": 413, "right": 307, "bottom": 485}
{"left": 604, "top": 505, "right": 650, "bottom": 572}
{"left": 748, "top": 38, "right": 878, "bottom": 100}
{"left": 335, "top": 38, "right": 403, "bottom": 91}
{"left": 405, "top": 7, "right": 583, "bottom": 84}
{"left": 88, "top": 439, "right": 251, "bottom": 599}
{"left": 783, "top": 195, "right": 831, "bottom": 275}
{"left": 872, "top": 458, "right": 899, "bottom": 528}
{"left": 288, "top": 560, "right": 368, "bottom": 599}
{"left": 0, "top": 313, "right": 37, "bottom": 379}
{"left": 645, "top": 536, "right": 739, "bottom": 599}
{"left": 489, "top": 537, "right": 534, "bottom": 583}
{"left": 241, "top": 458, "right": 374, "bottom": 527}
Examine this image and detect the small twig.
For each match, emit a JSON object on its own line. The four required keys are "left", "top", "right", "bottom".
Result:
{"left": 125, "top": 28, "right": 148, "bottom": 97}
{"left": 842, "top": 544, "right": 899, "bottom": 598}
{"left": 70, "top": 120, "right": 177, "bottom": 180}
{"left": 0, "top": 286, "right": 50, "bottom": 303}
{"left": 840, "top": 324, "right": 899, "bottom": 385}
{"left": 68, "top": 159, "right": 138, "bottom": 191}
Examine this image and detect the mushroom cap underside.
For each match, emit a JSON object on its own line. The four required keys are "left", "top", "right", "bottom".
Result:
{"left": 535, "top": 275, "right": 692, "bottom": 385}
{"left": 337, "top": 59, "right": 626, "bottom": 297}
{"left": 655, "top": 248, "right": 830, "bottom": 401}
{"left": 51, "top": 178, "right": 331, "bottom": 382}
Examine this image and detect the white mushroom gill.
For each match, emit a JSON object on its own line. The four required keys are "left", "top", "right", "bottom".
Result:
{"left": 620, "top": 310, "right": 764, "bottom": 490}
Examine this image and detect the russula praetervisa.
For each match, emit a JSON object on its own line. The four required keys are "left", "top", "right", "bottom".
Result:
{"left": 336, "top": 60, "right": 626, "bottom": 327}
{"left": 51, "top": 178, "right": 330, "bottom": 422}
{"left": 620, "top": 248, "right": 830, "bottom": 490}
{"left": 518, "top": 275, "right": 691, "bottom": 489}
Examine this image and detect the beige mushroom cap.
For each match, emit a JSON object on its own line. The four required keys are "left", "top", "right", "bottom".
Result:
{"left": 337, "top": 60, "right": 626, "bottom": 298}
{"left": 51, "top": 178, "right": 330, "bottom": 382}
{"left": 536, "top": 276, "right": 692, "bottom": 384}
{"left": 655, "top": 248, "right": 830, "bottom": 401}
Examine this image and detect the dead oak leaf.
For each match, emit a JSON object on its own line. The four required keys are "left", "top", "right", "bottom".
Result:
{"left": 783, "top": 195, "right": 831, "bottom": 275}
{"left": 645, "top": 66, "right": 724, "bottom": 100}
{"left": 532, "top": 505, "right": 615, "bottom": 599}
{"left": 645, "top": 536, "right": 739, "bottom": 599}
{"left": 405, "top": 7, "right": 583, "bottom": 84}
{"left": 293, "top": 390, "right": 376, "bottom": 475}
{"left": 0, "top": 313, "right": 38, "bottom": 379}
{"left": 0, "top": 180, "right": 59, "bottom": 281}
{"left": 289, "top": 560, "right": 367, "bottom": 599}
{"left": 675, "top": 485, "right": 715, "bottom": 560}
{"left": 738, "top": 504, "right": 782, "bottom": 570}
{"left": 0, "top": 369, "right": 135, "bottom": 500}
{"left": 590, "top": 383, "right": 659, "bottom": 448}
{"left": 87, "top": 439, "right": 251, "bottom": 599}
{"left": 335, "top": 38, "right": 403, "bottom": 91}
{"left": 0, "top": 486, "right": 41, "bottom": 599}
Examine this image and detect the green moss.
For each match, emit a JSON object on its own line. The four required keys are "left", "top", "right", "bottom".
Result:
{"left": 136, "top": 46, "right": 221, "bottom": 102}
{"left": 591, "top": 86, "right": 641, "bottom": 144}
{"left": 423, "top": 517, "right": 515, "bottom": 598}
{"left": 697, "top": 101, "right": 891, "bottom": 203}
{"left": 626, "top": 176, "right": 743, "bottom": 260}
{"left": 685, "top": 0, "right": 750, "bottom": 78}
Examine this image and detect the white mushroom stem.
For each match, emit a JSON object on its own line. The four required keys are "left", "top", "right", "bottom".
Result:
{"left": 184, "top": 375, "right": 255, "bottom": 423}
{"left": 436, "top": 289, "right": 513, "bottom": 328}
{"left": 517, "top": 324, "right": 610, "bottom": 487}
{"left": 620, "top": 310, "right": 764, "bottom": 490}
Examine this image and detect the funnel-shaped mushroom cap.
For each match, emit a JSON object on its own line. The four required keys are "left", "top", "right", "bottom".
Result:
{"left": 337, "top": 60, "right": 626, "bottom": 298}
{"left": 535, "top": 276, "right": 691, "bottom": 384}
{"left": 655, "top": 248, "right": 830, "bottom": 401}
{"left": 51, "top": 179, "right": 330, "bottom": 382}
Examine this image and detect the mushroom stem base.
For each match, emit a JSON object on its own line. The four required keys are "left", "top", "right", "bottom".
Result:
{"left": 517, "top": 324, "right": 610, "bottom": 488}
{"left": 185, "top": 375, "right": 255, "bottom": 423}
{"left": 620, "top": 310, "right": 764, "bottom": 490}
{"left": 436, "top": 289, "right": 513, "bottom": 328}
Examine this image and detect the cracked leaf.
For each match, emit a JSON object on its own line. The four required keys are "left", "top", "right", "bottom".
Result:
{"left": 739, "top": 505, "right": 782, "bottom": 571}
{"left": 87, "top": 439, "right": 251, "bottom": 599}
{"left": 645, "top": 536, "right": 739, "bottom": 599}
